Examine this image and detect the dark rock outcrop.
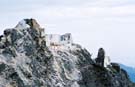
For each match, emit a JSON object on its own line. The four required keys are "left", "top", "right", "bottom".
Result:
{"left": 95, "top": 48, "right": 105, "bottom": 67}
{"left": 79, "top": 62, "right": 134, "bottom": 87}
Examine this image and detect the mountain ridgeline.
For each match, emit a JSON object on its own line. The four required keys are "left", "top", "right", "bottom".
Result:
{"left": 0, "top": 19, "right": 134, "bottom": 87}
{"left": 120, "top": 64, "right": 135, "bottom": 83}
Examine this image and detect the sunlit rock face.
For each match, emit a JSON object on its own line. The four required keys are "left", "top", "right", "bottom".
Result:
{"left": 0, "top": 19, "right": 134, "bottom": 87}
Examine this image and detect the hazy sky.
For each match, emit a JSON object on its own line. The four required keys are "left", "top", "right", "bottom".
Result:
{"left": 0, "top": 0, "right": 135, "bottom": 67}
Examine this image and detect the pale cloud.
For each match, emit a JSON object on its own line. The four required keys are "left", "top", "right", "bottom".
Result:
{"left": 1, "top": 0, "right": 135, "bottom": 18}
{"left": 15, "top": 6, "right": 125, "bottom": 19}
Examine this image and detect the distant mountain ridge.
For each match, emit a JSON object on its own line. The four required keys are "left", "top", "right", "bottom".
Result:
{"left": 120, "top": 64, "right": 135, "bottom": 82}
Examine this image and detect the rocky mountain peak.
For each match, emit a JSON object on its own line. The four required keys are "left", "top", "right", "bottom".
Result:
{"left": 15, "top": 18, "right": 40, "bottom": 30}
{"left": 0, "top": 19, "right": 46, "bottom": 57}
{"left": 0, "top": 19, "right": 134, "bottom": 87}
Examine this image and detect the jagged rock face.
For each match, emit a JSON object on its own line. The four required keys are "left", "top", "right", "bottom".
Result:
{"left": 0, "top": 19, "right": 134, "bottom": 87}
{"left": 0, "top": 19, "right": 49, "bottom": 87}
{"left": 79, "top": 64, "right": 134, "bottom": 87}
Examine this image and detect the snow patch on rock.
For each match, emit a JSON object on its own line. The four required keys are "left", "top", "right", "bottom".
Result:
{"left": 15, "top": 20, "right": 30, "bottom": 29}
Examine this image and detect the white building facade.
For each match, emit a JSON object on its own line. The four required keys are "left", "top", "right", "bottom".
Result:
{"left": 45, "top": 33, "right": 73, "bottom": 47}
